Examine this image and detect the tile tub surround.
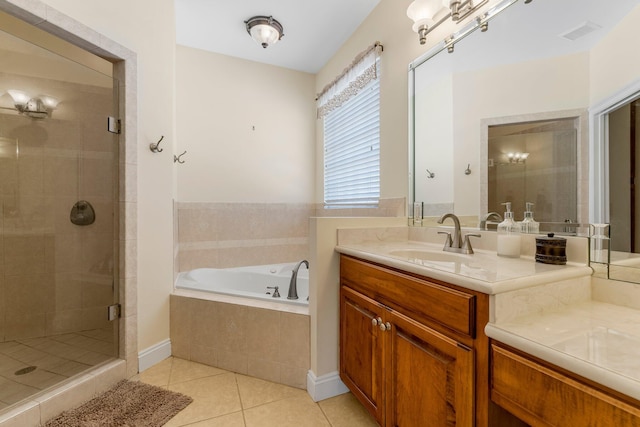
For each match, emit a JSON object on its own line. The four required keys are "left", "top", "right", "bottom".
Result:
{"left": 174, "top": 198, "right": 405, "bottom": 272}
{"left": 170, "top": 294, "right": 310, "bottom": 389}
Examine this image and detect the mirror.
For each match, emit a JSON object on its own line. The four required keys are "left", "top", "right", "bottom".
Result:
{"left": 409, "top": 0, "right": 640, "bottom": 281}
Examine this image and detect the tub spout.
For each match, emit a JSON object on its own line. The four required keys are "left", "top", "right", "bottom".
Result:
{"left": 288, "top": 260, "right": 309, "bottom": 300}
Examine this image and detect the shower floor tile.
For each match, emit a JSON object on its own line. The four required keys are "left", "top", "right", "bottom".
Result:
{"left": 0, "top": 328, "right": 115, "bottom": 408}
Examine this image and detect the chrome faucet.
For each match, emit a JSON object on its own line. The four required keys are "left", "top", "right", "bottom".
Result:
{"left": 288, "top": 260, "right": 308, "bottom": 300}
{"left": 479, "top": 212, "right": 503, "bottom": 230}
{"left": 437, "top": 213, "right": 480, "bottom": 254}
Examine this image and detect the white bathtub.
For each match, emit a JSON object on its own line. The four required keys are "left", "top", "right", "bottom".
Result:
{"left": 175, "top": 263, "right": 309, "bottom": 308}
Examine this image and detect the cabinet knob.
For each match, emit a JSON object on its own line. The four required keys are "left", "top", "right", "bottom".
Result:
{"left": 379, "top": 321, "right": 391, "bottom": 332}
{"left": 372, "top": 317, "right": 380, "bottom": 326}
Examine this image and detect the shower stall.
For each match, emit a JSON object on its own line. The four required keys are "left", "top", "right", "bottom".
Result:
{"left": 0, "top": 18, "right": 119, "bottom": 411}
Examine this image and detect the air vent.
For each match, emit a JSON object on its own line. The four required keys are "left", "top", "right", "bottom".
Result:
{"left": 559, "top": 21, "right": 601, "bottom": 41}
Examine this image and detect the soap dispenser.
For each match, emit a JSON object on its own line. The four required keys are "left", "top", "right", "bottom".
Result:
{"left": 497, "top": 202, "right": 521, "bottom": 258}
{"left": 520, "top": 202, "right": 540, "bottom": 234}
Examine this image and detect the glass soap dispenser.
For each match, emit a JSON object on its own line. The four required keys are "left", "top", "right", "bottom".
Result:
{"left": 497, "top": 202, "right": 521, "bottom": 258}
{"left": 520, "top": 202, "right": 539, "bottom": 234}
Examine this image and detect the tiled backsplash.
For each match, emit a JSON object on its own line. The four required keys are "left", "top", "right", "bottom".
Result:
{"left": 174, "top": 198, "right": 405, "bottom": 272}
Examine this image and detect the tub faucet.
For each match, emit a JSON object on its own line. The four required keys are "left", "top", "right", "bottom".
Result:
{"left": 437, "top": 213, "right": 480, "bottom": 254}
{"left": 288, "top": 260, "right": 308, "bottom": 300}
{"left": 479, "top": 212, "right": 502, "bottom": 230}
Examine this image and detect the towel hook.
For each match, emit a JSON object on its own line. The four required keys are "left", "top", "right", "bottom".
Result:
{"left": 426, "top": 169, "right": 435, "bottom": 179}
{"left": 465, "top": 164, "right": 472, "bottom": 175}
{"left": 174, "top": 150, "right": 187, "bottom": 164}
{"left": 149, "top": 136, "right": 164, "bottom": 153}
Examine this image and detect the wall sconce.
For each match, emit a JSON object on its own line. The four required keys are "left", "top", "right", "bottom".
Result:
{"left": 407, "top": 0, "right": 488, "bottom": 45}
{"left": 7, "top": 90, "right": 59, "bottom": 119}
{"left": 507, "top": 152, "right": 529, "bottom": 163}
{"left": 245, "top": 15, "right": 284, "bottom": 49}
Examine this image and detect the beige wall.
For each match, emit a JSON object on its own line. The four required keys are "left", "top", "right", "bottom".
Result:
{"left": 36, "top": 0, "right": 176, "bottom": 351}
{"left": 175, "top": 46, "right": 316, "bottom": 203}
{"left": 590, "top": 4, "right": 640, "bottom": 105}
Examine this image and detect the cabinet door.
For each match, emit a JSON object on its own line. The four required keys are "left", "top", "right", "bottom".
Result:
{"left": 386, "top": 309, "right": 475, "bottom": 427}
{"left": 340, "top": 286, "right": 385, "bottom": 424}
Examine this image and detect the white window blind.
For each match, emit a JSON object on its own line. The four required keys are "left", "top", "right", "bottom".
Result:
{"left": 323, "top": 75, "right": 380, "bottom": 208}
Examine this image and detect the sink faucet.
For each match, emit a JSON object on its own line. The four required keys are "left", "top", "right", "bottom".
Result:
{"left": 479, "top": 212, "right": 503, "bottom": 230}
{"left": 437, "top": 213, "right": 480, "bottom": 254}
{"left": 288, "top": 260, "right": 308, "bottom": 300}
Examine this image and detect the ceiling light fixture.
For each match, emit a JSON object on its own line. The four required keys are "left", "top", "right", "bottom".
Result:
{"left": 407, "top": 0, "right": 488, "bottom": 45}
{"left": 245, "top": 15, "right": 284, "bottom": 49}
{"left": 7, "top": 90, "right": 59, "bottom": 119}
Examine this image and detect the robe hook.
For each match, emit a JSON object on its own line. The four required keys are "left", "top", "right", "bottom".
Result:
{"left": 149, "top": 135, "right": 164, "bottom": 153}
{"left": 174, "top": 150, "right": 187, "bottom": 164}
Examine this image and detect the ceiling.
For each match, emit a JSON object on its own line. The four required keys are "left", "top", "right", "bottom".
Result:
{"left": 175, "top": 0, "right": 382, "bottom": 74}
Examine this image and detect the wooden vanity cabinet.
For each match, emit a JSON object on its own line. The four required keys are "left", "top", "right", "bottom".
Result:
{"left": 490, "top": 341, "right": 640, "bottom": 426}
{"left": 339, "top": 255, "right": 492, "bottom": 427}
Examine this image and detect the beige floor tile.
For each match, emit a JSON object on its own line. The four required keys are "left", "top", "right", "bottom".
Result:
{"left": 165, "top": 373, "right": 242, "bottom": 426}
{"left": 243, "top": 394, "right": 330, "bottom": 427}
{"left": 236, "top": 374, "right": 306, "bottom": 410}
{"left": 169, "top": 358, "right": 228, "bottom": 385}
{"left": 183, "top": 411, "right": 246, "bottom": 427}
{"left": 318, "top": 392, "right": 378, "bottom": 427}
{"left": 138, "top": 357, "right": 174, "bottom": 386}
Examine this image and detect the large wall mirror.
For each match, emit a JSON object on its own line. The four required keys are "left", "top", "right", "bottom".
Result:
{"left": 409, "top": 0, "right": 640, "bottom": 282}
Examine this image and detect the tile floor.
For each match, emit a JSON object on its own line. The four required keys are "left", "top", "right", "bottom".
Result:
{"left": 136, "top": 357, "right": 378, "bottom": 427}
{"left": 0, "top": 329, "right": 115, "bottom": 411}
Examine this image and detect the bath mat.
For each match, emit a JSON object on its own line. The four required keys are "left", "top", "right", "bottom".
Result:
{"left": 43, "top": 379, "right": 192, "bottom": 427}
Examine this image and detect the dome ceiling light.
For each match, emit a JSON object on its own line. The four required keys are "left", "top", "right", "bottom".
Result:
{"left": 244, "top": 15, "right": 284, "bottom": 49}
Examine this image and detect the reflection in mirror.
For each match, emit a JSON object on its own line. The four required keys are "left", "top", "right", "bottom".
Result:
{"left": 410, "top": 0, "right": 640, "bottom": 282}
{"left": 488, "top": 118, "right": 578, "bottom": 233}
{"left": 608, "top": 98, "right": 640, "bottom": 253}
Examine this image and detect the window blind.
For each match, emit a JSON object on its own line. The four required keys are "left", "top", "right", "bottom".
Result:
{"left": 324, "top": 76, "right": 380, "bottom": 208}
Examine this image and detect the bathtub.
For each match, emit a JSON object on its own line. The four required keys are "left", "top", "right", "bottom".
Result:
{"left": 175, "top": 263, "right": 309, "bottom": 310}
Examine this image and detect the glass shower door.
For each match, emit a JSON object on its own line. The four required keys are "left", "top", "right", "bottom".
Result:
{"left": 0, "top": 21, "right": 119, "bottom": 411}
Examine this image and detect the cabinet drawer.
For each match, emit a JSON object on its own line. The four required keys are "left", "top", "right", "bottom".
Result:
{"left": 491, "top": 343, "right": 640, "bottom": 426}
{"left": 340, "top": 255, "right": 475, "bottom": 337}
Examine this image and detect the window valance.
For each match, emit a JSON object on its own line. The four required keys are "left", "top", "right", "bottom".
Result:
{"left": 316, "top": 42, "right": 383, "bottom": 119}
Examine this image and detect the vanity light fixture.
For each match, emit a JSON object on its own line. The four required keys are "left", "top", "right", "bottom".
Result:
{"left": 407, "top": 0, "right": 488, "bottom": 45}
{"left": 244, "top": 15, "right": 284, "bottom": 49}
{"left": 7, "top": 90, "right": 59, "bottom": 119}
{"left": 507, "top": 152, "right": 529, "bottom": 163}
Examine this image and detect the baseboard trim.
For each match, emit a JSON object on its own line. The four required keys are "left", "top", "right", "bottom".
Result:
{"left": 306, "top": 370, "right": 349, "bottom": 402}
{"left": 138, "top": 339, "right": 171, "bottom": 372}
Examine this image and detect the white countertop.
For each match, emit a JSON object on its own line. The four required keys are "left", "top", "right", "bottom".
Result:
{"left": 486, "top": 301, "right": 640, "bottom": 402}
{"left": 336, "top": 240, "right": 592, "bottom": 295}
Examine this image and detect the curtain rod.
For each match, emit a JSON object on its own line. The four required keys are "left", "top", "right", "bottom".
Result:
{"left": 316, "top": 41, "right": 383, "bottom": 101}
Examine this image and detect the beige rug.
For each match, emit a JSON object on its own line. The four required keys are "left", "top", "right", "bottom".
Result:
{"left": 44, "top": 380, "right": 193, "bottom": 427}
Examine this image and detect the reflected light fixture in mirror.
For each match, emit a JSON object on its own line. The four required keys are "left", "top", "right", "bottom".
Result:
{"left": 407, "top": 0, "right": 488, "bottom": 44}
{"left": 7, "top": 89, "right": 59, "bottom": 119}
{"left": 244, "top": 15, "right": 284, "bottom": 49}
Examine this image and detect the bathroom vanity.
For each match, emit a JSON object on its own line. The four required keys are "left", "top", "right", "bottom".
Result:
{"left": 336, "top": 227, "right": 640, "bottom": 426}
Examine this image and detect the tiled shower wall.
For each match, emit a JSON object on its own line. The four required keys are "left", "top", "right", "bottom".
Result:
{"left": 0, "top": 73, "right": 115, "bottom": 343}
{"left": 175, "top": 198, "right": 405, "bottom": 272}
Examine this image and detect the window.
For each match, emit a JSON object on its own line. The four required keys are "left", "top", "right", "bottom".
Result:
{"left": 323, "top": 76, "right": 380, "bottom": 208}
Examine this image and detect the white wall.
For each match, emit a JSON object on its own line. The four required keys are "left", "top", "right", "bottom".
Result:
{"left": 175, "top": 46, "right": 315, "bottom": 202}
{"left": 36, "top": 0, "right": 176, "bottom": 351}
